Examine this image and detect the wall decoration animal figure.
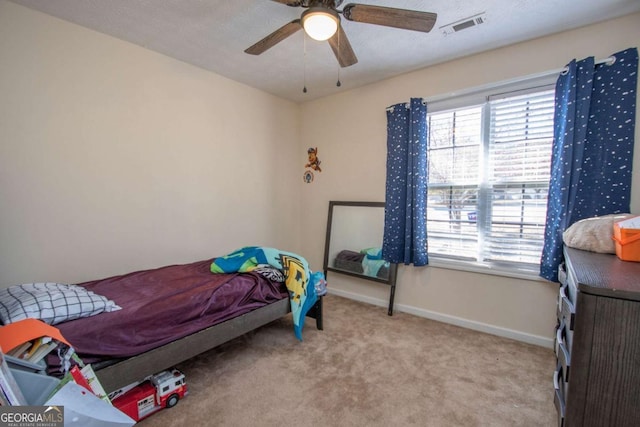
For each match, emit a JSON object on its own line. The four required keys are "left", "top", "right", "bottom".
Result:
{"left": 305, "top": 147, "right": 322, "bottom": 172}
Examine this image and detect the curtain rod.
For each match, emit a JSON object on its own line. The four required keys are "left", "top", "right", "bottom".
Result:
{"left": 386, "top": 99, "right": 426, "bottom": 112}
{"left": 558, "top": 55, "right": 616, "bottom": 75}
{"left": 386, "top": 55, "right": 617, "bottom": 111}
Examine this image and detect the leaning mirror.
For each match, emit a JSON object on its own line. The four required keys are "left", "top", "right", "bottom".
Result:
{"left": 322, "top": 201, "right": 398, "bottom": 315}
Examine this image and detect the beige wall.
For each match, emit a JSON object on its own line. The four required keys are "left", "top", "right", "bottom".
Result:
{"left": 299, "top": 13, "right": 640, "bottom": 346}
{"left": 0, "top": 1, "right": 302, "bottom": 284}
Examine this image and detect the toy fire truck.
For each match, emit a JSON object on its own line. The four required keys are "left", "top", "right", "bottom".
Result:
{"left": 111, "top": 369, "right": 188, "bottom": 422}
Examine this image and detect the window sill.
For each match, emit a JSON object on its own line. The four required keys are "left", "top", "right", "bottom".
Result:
{"left": 426, "top": 257, "right": 548, "bottom": 283}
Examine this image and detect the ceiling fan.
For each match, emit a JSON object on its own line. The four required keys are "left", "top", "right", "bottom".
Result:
{"left": 245, "top": 0, "right": 438, "bottom": 68}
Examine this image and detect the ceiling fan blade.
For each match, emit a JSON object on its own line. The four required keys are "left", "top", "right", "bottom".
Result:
{"left": 245, "top": 19, "right": 302, "bottom": 55}
{"left": 327, "top": 25, "right": 358, "bottom": 67}
{"left": 342, "top": 4, "right": 437, "bottom": 33}
{"left": 270, "top": 0, "right": 303, "bottom": 6}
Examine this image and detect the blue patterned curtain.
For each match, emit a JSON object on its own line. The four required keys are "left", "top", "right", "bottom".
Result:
{"left": 383, "top": 98, "right": 428, "bottom": 266}
{"left": 540, "top": 47, "right": 638, "bottom": 282}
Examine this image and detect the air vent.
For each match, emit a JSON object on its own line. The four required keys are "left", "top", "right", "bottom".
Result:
{"left": 440, "top": 12, "right": 486, "bottom": 36}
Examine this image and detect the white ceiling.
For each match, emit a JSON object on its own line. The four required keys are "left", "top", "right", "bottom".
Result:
{"left": 9, "top": 0, "right": 640, "bottom": 103}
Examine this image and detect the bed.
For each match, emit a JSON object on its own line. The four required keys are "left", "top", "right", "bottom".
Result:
{"left": 1, "top": 251, "right": 324, "bottom": 394}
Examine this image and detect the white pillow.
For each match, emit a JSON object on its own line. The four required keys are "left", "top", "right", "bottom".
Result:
{"left": 563, "top": 213, "right": 633, "bottom": 254}
{"left": 0, "top": 282, "right": 121, "bottom": 326}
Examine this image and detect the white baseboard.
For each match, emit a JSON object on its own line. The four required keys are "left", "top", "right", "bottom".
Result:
{"left": 327, "top": 288, "right": 554, "bottom": 349}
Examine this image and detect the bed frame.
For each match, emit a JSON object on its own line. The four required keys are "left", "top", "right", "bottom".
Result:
{"left": 95, "top": 297, "right": 323, "bottom": 393}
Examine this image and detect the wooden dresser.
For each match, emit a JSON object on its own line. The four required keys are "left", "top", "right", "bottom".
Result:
{"left": 554, "top": 247, "right": 640, "bottom": 427}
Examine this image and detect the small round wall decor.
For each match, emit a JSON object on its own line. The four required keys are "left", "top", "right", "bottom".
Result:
{"left": 303, "top": 170, "right": 314, "bottom": 183}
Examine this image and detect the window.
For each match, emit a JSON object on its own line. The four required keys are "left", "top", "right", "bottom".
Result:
{"left": 426, "top": 85, "right": 555, "bottom": 274}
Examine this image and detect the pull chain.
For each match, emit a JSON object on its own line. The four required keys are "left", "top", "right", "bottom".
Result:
{"left": 303, "top": 32, "right": 308, "bottom": 93}
{"left": 336, "top": 25, "right": 341, "bottom": 87}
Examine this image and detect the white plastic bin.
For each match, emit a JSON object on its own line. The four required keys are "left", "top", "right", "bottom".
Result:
{"left": 11, "top": 367, "right": 60, "bottom": 405}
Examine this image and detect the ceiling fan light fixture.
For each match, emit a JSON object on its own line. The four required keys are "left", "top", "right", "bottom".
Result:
{"left": 301, "top": 7, "right": 339, "bottom": 41}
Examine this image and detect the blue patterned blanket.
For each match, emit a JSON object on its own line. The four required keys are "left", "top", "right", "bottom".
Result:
{"left": 210, "top": 246, "right": 319, "bottom": 340}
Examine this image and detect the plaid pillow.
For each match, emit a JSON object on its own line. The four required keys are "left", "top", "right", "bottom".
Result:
{"left": 0, "top": 282, "right": 121, "bottom": 326}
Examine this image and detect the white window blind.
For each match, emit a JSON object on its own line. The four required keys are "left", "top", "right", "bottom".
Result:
{"left": 427, "top": 107, "right": 481, "bottom": 260}
{"left": 426, "top": 87, "right": 555, "bottom": 270}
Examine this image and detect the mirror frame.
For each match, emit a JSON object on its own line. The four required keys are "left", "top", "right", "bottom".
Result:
{"left": 322, "top": 201, "right": 398, "bottom": 315}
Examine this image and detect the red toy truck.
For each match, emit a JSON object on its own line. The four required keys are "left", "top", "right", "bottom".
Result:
{"left": 111, "top": 369, "right": 188, "bottom": 422}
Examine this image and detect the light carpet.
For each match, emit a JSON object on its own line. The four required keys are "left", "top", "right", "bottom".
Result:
{"left": 138, "top": 294, "right": 555, "bottom": 427}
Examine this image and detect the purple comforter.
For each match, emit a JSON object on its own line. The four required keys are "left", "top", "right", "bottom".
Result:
{"left": 54, "top": 259, "right": 288, "bottom": 359}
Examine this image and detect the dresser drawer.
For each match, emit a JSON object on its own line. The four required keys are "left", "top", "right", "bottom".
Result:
{"left": 558, "top": 285, "right": 575, "bottom": 331}
{"left": 558, "top": 262, "right": 567, "bottom": 286}
{"left": 555, "top": 322, "right": 571, "bottom": 384}
{"left": 555, "top": 319, "right": 572, "bottom": 358}
{"left": 553, "top": 365, "right": 566, "bottom": 427}
{"left": 554, "top": 389, "right": 565, "bottom": 427}
{"left": 557, "top": 340, "right": 571, "bottom": 383}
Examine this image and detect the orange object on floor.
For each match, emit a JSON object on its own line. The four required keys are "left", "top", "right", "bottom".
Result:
{"left": 0, "top": 318, "right": 71, "bottom": 353}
